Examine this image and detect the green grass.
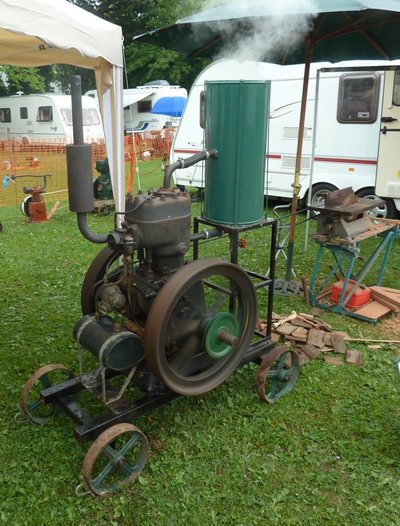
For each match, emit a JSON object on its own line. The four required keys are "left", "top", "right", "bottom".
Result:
{"left": 0, "top": 160, "right": 399, "bottom": 525}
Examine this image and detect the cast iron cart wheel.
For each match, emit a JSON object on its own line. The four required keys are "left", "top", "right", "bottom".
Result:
{"left": 256, "top": 347, "right": 300, "bottom": 403}
{"left": 81, "top": 245, "right": 122, "bottom": 315}
{"left": 82, "top": 423, "right": 149, "bottom": 496}
{"left": 144, "top": 258, "right": 258, "bottom": 396}
{"left": 20, "top": 363, "right": 73, "bottom": 424}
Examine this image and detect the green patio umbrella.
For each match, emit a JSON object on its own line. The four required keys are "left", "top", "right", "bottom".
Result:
{"left": 135, "top": 0, "right": 400, "bottom": 285}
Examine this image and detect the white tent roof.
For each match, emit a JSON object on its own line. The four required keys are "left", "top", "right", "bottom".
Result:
{"left": 123, "top": 90, "right": 154, "bottom": 107}
{"left": 0, "top": 0, "right": 122, "bottom": 65}
{"left": 0, "top": 0, "right": 125, "bottom": 215}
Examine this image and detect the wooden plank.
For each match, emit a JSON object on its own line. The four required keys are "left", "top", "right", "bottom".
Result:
{"left": 370, "top": 288, "right": 400, "bottom": 305}
{"left": 314, "top": 319, "right": 333, "bottom": 331}
{"left": 369, "top": 286, "right": 400, "bottom": 307}
{"left": 346, "top": 349, "right": 362, "bottom": 367}
{"left": 296, "top": 350, "right": 311, "bottom": 366}
{"left": 381, "top": 286, "right": 400, "bottom": 298}
{"left": 275, "top": 323, "right": 297, "bottom": 336}
{"left": 307, "top": 328, "right": 325, "bottom": 348}
{"left": 302, "top": 277, "right": 310, "bottom": 305}
{"left": 331, "top": 333, "right": 346, "bottom": 354}
{"left": 285, "top": 327, "right": 309, "bottom": 343}
{"left": 299, "top": 313, "right": 316, "bottom": 321}
{"left": 334, "top": 331, "right": 350, "bottom": 340}
{"left": 299, "top": 343, "right": 321, "bottom": 360}
{"left": 353, "top": 300, "right": 391, "bottom": 320}
{"left": 285, "top": 349, "right": 309, "bottom": 367}
{"left": 379, "top": 286, "right": 400, "bottom": 295}
{"left": 291, "top": 317, "right": 315, "bottom": 329}
{"left": 369, "top": 294, "right": 399, "bottom": 312}
{"left": 316, "top": 287, "right": 333, "bottom": 300}
{"left": 324, "top": 355, "right": 344, "bottom": 366}
{"left": 271, "top": 332, "right": 281, "bottom": 343}
{"left": 344, "top": 337, "right": 400, "bottom": 344}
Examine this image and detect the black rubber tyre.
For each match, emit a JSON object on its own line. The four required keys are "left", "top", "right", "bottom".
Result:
{"left": 355, "top": 187, "right": 397, "bottom": 219}
{"left": 308, "top": 183, "right": 338, "bottom": 209}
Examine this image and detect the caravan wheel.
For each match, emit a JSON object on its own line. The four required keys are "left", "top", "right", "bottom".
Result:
{"left": 355, "top": 187, "right": 397, "bottom": 219}
{"left": 308, "top": 183, "right": 338, "bottom": 209}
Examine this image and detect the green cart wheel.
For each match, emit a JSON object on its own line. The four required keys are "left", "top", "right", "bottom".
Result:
{"left": 256, "top": 347, "right": 299, "bottom": 403}
{"left": 82, "top": 423, "right": 149, "bottom": 496}
{"left": 20, "top": 363, "right": 73, "bottom": 424}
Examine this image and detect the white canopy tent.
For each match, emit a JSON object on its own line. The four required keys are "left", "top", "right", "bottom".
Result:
{"left": 0, "top": 0, "right": 125, "bottom": 215}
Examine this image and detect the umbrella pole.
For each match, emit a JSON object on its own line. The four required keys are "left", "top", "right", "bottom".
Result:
{"left": 284, "top": 43, "right": 313, "bottom": 282}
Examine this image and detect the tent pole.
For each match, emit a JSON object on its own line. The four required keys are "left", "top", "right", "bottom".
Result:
{"left": 285, "top": 40, "right": 313, "bottom": 281}
{"left": 304, "top": 67, "right": 321, "bottom": 251}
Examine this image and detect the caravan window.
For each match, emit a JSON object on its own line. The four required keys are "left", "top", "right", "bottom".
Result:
{"left": 37, "top": 106, "right": 53, "bottom": 122}
{"left": 337, "top": 73, "right": 379, "bottom": 123}
{"left": 60, "top": 108, "right": 101, "bottom": 126}
{"left": 20, "top": 107, "right": 28, "bottom": 119}
{"left": 60, "top": 109, "right": 72, "bottom": 125}
{"left": 85, "top": 108, "right": 101, "bottom": 125}
{"left": 392, "top": 70, "right": 400, "bottom": 106}
{"left": 137, "top": 100, "right": 152, "bottom": 113}
{"left": 0, "top": 108, "right": 11, "bottom": 122}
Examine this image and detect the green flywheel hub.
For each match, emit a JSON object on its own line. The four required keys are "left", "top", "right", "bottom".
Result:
{"left": 203, "top": 312, "right": 240, "bottom": 359}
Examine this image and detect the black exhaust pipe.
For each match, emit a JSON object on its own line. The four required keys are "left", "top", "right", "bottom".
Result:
{"left": 66, "top": 75, "right": 108, "bottom": 243}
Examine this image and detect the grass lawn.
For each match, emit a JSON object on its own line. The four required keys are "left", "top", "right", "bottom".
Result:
{"left": 0, "top": 159, "right": 399, "bottom": 525}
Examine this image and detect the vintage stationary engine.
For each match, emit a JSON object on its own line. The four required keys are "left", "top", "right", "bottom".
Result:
{"left": 19, "top": 77, "right": 300, "bottom": 497}
{"left": 71, "top": 147, "right": 258, "bottom": 398}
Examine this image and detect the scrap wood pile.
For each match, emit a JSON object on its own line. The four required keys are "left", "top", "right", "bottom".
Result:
{"left": 258, "top": 311, "right": 362, "bottom": 367}
{"left": 314, "top": 282, "right": 400, "bottom": 321}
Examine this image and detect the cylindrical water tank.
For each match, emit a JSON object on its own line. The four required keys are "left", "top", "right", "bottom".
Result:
{"left": 203, "top": 80, "right": 270, "bottom": 226}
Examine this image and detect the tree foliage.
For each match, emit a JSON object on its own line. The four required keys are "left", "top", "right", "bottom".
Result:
{"left": 0, "top": 65, "right": 46, "bottom": 96}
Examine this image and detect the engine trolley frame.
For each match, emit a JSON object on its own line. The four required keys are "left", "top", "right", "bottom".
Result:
{"left": 36, "top": 217, "right": 278, "bottom": 444}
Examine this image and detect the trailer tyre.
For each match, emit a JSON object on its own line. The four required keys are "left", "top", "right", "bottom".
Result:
{"left": 355, "top": 187, "right": 397, "bottom": 219}
{"left": 308, "top": 183, "right": 338, "bottom": 209}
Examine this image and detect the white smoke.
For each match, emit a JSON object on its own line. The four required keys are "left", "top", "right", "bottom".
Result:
{"left": 191, "top": 0, "right": 318, "bottom": 63}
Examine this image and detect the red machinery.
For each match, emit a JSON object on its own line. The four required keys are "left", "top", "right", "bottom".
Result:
{"left": 19, "top": 174, "right": 51, "bottom": 223}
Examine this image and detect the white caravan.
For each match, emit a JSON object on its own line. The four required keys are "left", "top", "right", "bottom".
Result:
{"left": 0, "top": 93, "right": 104, "bottom": 145}
{"left": 86, "top": 81, "right": 187, "bottom": 134}
{"left": 171, "top": 59, "right": 400, "bottom": 218}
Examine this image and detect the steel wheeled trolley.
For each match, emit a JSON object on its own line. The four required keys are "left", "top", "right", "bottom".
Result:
{"left": 18, "top": 77, "right": 300, "bottom": 496}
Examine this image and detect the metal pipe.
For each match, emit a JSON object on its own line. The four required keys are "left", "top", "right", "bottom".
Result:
{"left": 77, "top": 213, "right": 108, "bottom": 244}
{"left": 163, "top": 149, "right": 217, "bottom": 189}
{"left": 190, "top": 228, "right": 221, "bottom": 242}
{"left": 70, "top": 75, "right": 84, "bottom": 145}
{"left": 68, "top": 75, "right": 108, "bottom": 244}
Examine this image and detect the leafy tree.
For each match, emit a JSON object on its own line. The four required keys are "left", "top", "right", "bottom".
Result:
{"left": 0, "top": 65, "right": 46, "bottom": 96}
{"left": 50, "top": 65, "right": 96, "bottom": 95}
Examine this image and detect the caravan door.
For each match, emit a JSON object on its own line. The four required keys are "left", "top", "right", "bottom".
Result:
{"left": 376, "top": 69, "right": 400, "bottom": 199}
